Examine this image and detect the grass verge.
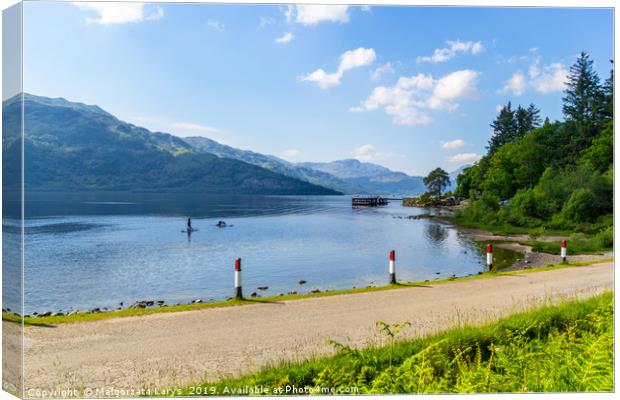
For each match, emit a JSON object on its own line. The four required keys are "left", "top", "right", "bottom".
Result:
{"left": 178, "top": 291, "right": 614, "bottom": 395}
{"left": 2, "top": 259, "right": 611, "bottom": 326}
{"left": 524, "top": 238, "right": 612, "bottom": 255}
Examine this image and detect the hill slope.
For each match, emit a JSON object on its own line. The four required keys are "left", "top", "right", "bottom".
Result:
{"left": 184, "top": 137, "right": 364, "bottom": 194}
{"left": 1, "top": 94, "right": 340, "bottom": 195}
{"left": 299, "top": 159, "right": 426, "bottom": 196}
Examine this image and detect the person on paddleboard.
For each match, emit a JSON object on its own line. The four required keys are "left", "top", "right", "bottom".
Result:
{"left": 187, "top": 217, "right": 192, "bottom": 232}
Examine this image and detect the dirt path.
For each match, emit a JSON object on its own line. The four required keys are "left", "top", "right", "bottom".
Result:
{"left": 9, "top": 262, "right": 614, "bottom": 396}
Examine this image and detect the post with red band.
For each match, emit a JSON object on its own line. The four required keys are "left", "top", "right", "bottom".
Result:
{"left": 486, "top": 244, "right": 493, "bottom": 270}
{"left": 389, "top": 250, "right": 396, "bottom": 284}
{"left": 561, "top": 240, "right": 567, "bottom": 262}
{"left": 234, "top": 258, "right": 243, "bottom": 300}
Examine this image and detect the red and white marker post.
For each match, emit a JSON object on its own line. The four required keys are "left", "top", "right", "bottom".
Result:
{"left": 486, "top": 244, "right": 493, "bottom": 270}
{"left": 561, "top": 240, "right": 567, "bottom": 262}
{"left": 234, "top": 258, "right": 243, "bottom": 300}
{"left": 389, "top": 250, "right": 396, "bottom": 284}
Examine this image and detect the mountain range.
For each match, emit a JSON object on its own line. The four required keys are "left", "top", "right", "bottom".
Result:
{"left": 184, "top": 137, "right": 365, "bottom": 194}
{"left": 2, "top": 94, "right": 461, "bottom": 196}
{"left": 299, "top": 159, "right": 426, "bottom": 195}
{"left": 2, "top": 94, "right": 337, "bottom": 194}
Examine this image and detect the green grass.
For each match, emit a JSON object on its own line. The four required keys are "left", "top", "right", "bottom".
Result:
{"left": 444, "top": 215, "right": 527, "bottom": 235}
{"left": 526, "top": 240, "right": 610, "bottom": 255}
{"left": 524, "top": 229, "right": 613, "bottom": 255}
{"left": 445, "top": 214, "right": 571, "bottom": 236}
{"left": 178, "top": 292, "right": 614, "bottom": 395}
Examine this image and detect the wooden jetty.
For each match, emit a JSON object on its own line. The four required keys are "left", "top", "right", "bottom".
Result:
{"left": 352, "top": 196, "right": 389, "bottom": 207}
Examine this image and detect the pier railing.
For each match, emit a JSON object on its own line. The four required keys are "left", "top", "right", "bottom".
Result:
{"left": 352, "top": 196, "right": 389, "bottom": 207}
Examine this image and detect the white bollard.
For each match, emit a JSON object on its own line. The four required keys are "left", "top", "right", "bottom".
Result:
{"left": 486, "top": 244, "right": 493, "bottom": 270}
{"left": 234, "top": 258, "right": 243, "bottom": 299}
{"left": 561, "top": 240, "right": 567, "bottom": 262}
{"left": 389, "top": 250, "right": 396, "bottom": 284}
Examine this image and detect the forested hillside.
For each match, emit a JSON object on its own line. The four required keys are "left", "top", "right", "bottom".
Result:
{"left": 1, "top": 94, "right": 340, "bottom": 195}
{"left": 453, "top": 53, "right": 613, "bottom": 244}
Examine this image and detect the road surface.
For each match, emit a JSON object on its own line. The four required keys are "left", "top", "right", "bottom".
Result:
{"left": 5, "top": 262, "right": 613, "bottom": 395}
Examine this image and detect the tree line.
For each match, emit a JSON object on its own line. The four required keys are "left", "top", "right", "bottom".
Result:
{"left": 451, "top": 52, "right": 613, "bottom": 242}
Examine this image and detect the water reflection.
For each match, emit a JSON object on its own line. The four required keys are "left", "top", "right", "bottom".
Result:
{"left": 13, "top": 194, "right": 497, "bottom": 314}
{"left": 424, "top": 222, "right": 448, "bottom": 245}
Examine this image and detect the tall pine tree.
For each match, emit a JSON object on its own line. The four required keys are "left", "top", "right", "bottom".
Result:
{"left": 488, "top": 102, "right": 517, "bottom": 154}
{"left": 489, "top": 102, "right": 541, "bottom": 153}
{"left": 562, "top": 52, "right": 603, "bottom": 131}
{"left": 515, "top": 104, "right": 541, "bottom": 137}
{"left": 601, "top": 60, "right": 614, "bottom": 122}
{"left": 527, "top": 103, "right": 542, "bottom": 127}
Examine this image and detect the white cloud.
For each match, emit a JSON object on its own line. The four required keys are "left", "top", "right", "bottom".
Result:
{"left": 339, "top": 48, "right": 376, "bottom": 71}
{"left": 441, "top": 139, "right": 466, "bottom": 150}
{"left": 500, "top": 71, "right": 526, "bottom": 96}
{"left": 360, "top": 6, "right": 372, "bottom": 12}
{"left": 172, "top": 122, "right": 221, "bottom": 134}
{"left": 285, "top": 5, "right": 350, "bottom": 26}
{"left": 446, "top": 153, "right": 482, "bottom": 163}
{"left": 350, "top": 144, "right": 392, "bottom": 162}
{"left": 73, "top": 3, "right": 163, "bottom": 24}
{"left": 530, "top": 63, "right": 567, "bottom": 93}
{"left": 301, "top": 69, "right": 342, "bottom": 89}
{"left": 495, "top": 105, "right": 503, "bottom": 112}
{"left": 275, "top": 32, "right": 294, "bottom": 44}
{"left": 471, "top": 41, "right": 484, "bottom": 54}
{"left": 350, "top": 144, "right": 404, "bottom": 163}
{"left": 351, "top": 69, "right": 479, "bottom": 125}
{"left": 506, "top": 54, "right": 530, "bottom": 63}
{"left": 370, "top": 63, "right": 394, "bottom": 81}
{"left": 301, "top": 47, "right": 376, "bottom": 89}
{"left": 207, "top": 20, "right": 225, "bottom": 32}
{"left": 282, "top": 149, "right": 301, "bottom": 158}
{"left": 351, "top": 144, "right": 378, "bottom": 161}
{"left": 426, "top": 70, "right": 479, "bottom": 110}
{"left": 417, "top": 40, "right": 484, "bottom": 63}
{"left": 500, "top": 61, "right": 567, "bottom": 96}
{"left": 259, "top": 16, "right": 276, "bottom": 28}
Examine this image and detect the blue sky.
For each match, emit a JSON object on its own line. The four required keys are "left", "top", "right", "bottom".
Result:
{"left": 21, "top": 3, "right": 613, "bottom": 175}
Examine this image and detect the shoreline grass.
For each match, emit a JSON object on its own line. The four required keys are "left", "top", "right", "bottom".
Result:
{"left": 523, "top": 239, "right": 613, "bottom": 255}
{"left": 177, "top": 291, "right": 614, "bottom": 395}
{"left": 3, "top": 258, "right": 611, "bottom": 326}
{"left": 442, "top": 214, "right": 572, "bottom": 236}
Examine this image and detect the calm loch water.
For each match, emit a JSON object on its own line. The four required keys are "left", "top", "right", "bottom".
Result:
{"left": 4, "top": 192, "right": 492, "bottom": 314}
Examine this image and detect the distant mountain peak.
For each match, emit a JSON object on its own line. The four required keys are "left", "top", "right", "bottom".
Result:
{"left": 297, "top": 159, "right": 425, "bottom": 196}
{"left": 19, "top": 93, "right": 114, "bottom": 119}
{"left": 298, "top": 159, "right": 403, "bottom": 179}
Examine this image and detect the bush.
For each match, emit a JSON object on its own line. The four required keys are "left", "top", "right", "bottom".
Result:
{"left": 594, "top": 226, "right": 613, "bottom": 248}
{"left": 561, "top": 188, "right": 599, "bottom": 223}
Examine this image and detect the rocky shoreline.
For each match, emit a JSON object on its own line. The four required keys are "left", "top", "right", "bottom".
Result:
{"left": 2, "top": 280, "right": 336, "bottom": 319}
